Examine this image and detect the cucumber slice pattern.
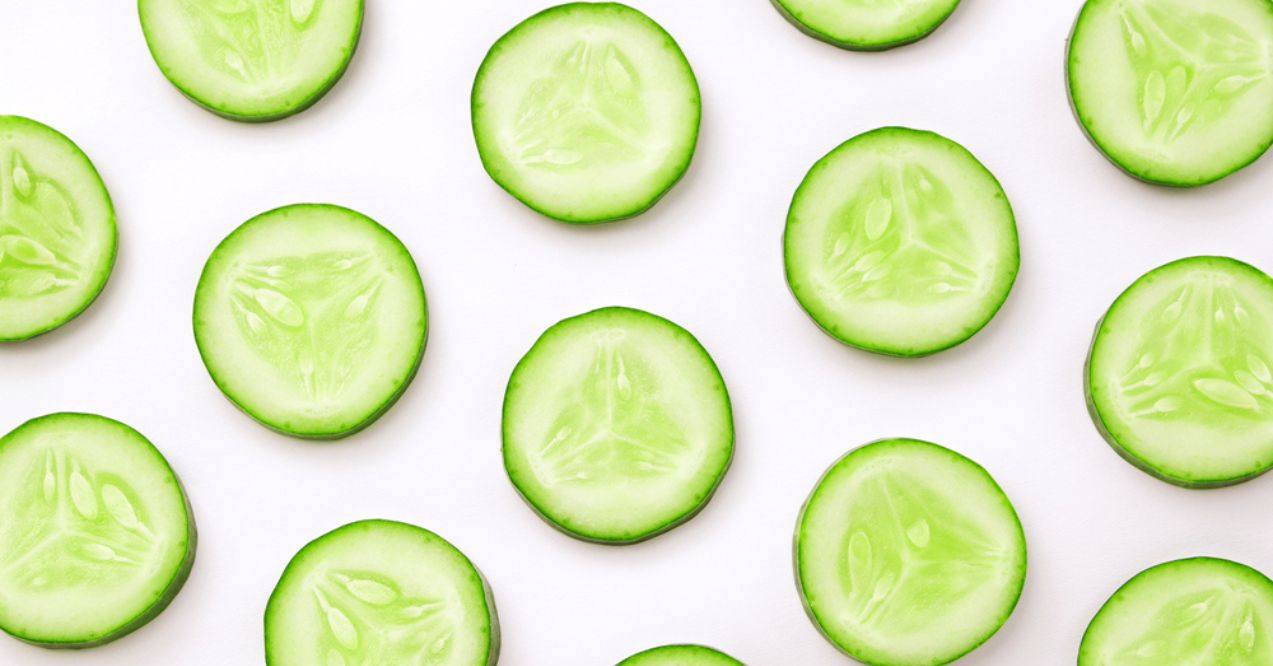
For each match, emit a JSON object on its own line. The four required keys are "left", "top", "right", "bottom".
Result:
{"left": 503, "top": 307, "right": 733, "bottom": 544}
{"left": 1067, "top": 0, "right": 1273, "bottom": 186}
{"left": 617, "top": 644, "right": 743, "bottom": 666}
{"left": 0, "top": 116, "right": 116, "bottom": 341}
{"left": 795, "top": 439, "right": 1026, "bottom": 666}
{"left": 194, "top": 204, "right": 426, "bottom": 439}
{"left": 472, "top": 3, "right": 701, "bottom": 223}
{"left": 784, "top": 127, "right": 1019, "bottom": 357}
{"left": 265, "top": 520, "right": 499, "bottom": 666}
{"left": 0, "top": 413, "right": 195, "bottom": 647}
{"left": 1080, "top": 558, "right": 1273, "bottom": 664}
{"left": 138, "top": 0, "right": 364, "bottom": 121}
{"left": 1087, "top": 256, "right": 1273, "bottom": 487}
{"left": 772, "top": 0, "right": 962, "bottom": 50}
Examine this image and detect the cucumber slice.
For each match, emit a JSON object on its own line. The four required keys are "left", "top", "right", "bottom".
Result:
{"left": 265, "top": 519, "right": 499, "bottom": 666}
{"left": 193, "top": 203, "right": 426, "bottom": 439}
{"left": 0, "top": 413, "right": 195, "bottom": 647}
{"left": 138, "top": 0, "right": 364, "bottom": 121}
{"left": 617, "top": 644, "right": 743, "bottom": 666}
{"left": 472, "top": 2, "right": 701, "bottom": 224}
{"left": 772, "top": 0, "right": 962, "bottom": 51}
{"left": 1067, "top": 0, "right": 1273, "bottom": 186}
{"left": 0, "top": 116, "right": 116, "bottom": 341}
{"left": 502, "top": 307, "right": 733, "bottom": 544}
{"left": 795, "top": 438, "right": 1026, "bottom": 666}
{"left": 1080, "top": 557, "right": 1273, "bottom": 664}
{"left": 784, "top": 127, "right": 1019, "bottom": 357}
{"left": 1086, "top": 256, "right": 1273, "bottom": 488}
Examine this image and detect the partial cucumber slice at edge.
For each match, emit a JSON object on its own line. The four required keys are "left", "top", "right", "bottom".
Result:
{"left": 771, "top": 0, "right": 962, "bottom": 51}
{"left": 617, "top": 643, "right": 744, "bottom": 665}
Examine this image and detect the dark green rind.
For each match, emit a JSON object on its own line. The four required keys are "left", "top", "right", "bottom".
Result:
{"left": 0, "top": 413, "right": 197, "bottom": 648}
{"left": 793, "top": 438, "right": 1027, "bottom": 666}
{"left": 1078, "top": 557, "right": 1273, "bottom": 664}
{"left": 783, "top": 127, "right": 1020, "bottom": 358}
{"left": 771, "top": 0, "right": 961, "bottom": 51}
{"left": 0, "top": 116, "right": 118, "bottom": 342}
{"left": 192, "top": 203, "right": 428, "bottom": 440}
{"left": 1065, "top": 0, "right": 1273, "bottom": 187}
{"left": 136, "top": 0, "right": 365, "bottom": 123}
{"left": 471, "top": 2, "right": 702, "bottom": 225}
{"left": 264, "top": 519, "right": 499, "bottom": 666}
{"left": 502, "top": 306, "right": 734, "bottom": 545}
{"left": 1084, "top": 256, "right": 1273, "bottom": 488}
{"left": 617, "top": 643, "right": 744, "bottom": 665}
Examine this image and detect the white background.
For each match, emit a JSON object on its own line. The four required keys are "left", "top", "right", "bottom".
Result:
{"left": 3, "top": 1, "right": 1273, "bottom": 664}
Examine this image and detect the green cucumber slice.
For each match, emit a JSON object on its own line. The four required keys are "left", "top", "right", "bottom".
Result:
{"left": 1067, "top": 0, "right": 1273, "bottom": 186}
{"left": 193, "top": 203, "right": 426, "bottom": 439}
{"left": 0, "top": 116, "right": 116, "bottom": 341}
{"left": 617, "top": 644, "right": 743, "bottom": 666}
{"left": 138, "top": 0, "right": 364, "bottom": 122}
{"left": 783, "top": 127, "right": 1019, "bottom": 357}
{"left": 472, "top": 2, "right": 701, "bottom": 224}
{"left": 502, "top": 307, "right": 733, "bottom": 544}
{"left": 1086, "top": 256, "right": 1273, "bottom": 488}
{"left": 265, "top": 519, "right": 498, "bottom": 666}
{"left": 1080, "top": 557, "right": 1273, "bottom": 664}
{"left": 795, "top": 438, "right": 1026, "bottom": 666}
{"left": 772, "top": 0, "right": 962, "bottom": 51}
{"left": 0, "top": 413, "right": 195, "bottom": 647}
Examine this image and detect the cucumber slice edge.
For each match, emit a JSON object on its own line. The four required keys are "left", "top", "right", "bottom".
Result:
{"left": 770, "top": 0, "right": 962, "bottom": 51}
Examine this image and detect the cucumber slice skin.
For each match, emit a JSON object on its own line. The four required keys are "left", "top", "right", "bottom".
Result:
{"left": 783, "top": 127, "right": 1019, "bottom": 358}
{"left": 0, "top": 413, "right": 197, "bottom": 648}
{"left": 0, "top": 116, "right": 117, "bottom": 342}
{"left": 771, "top": 0, "right": 961, "bottom": 51}
{"left": 471, "top": 2, "right": 701, "bottom": 225}
{"left": 1065, "top": 0, "right": 1273, "bottom": 187}
{"left": 502, "top": 307, "right": 734, "bottom": 545}
{"left": 1079, "top": 557, "right": 1273, "bottom": 664}
{"left": 794, "top": 438, "right": 1027, "bottom": 666}
{"left": 617, "top": 644, "right": 744, "bottom": 665}
{"left": 264, "top": 519, "right": 499, "bottom": 666}
{"left": 137, "top": 0, "right": 365, "bottom": 122}
{"left": 193, "top": 203, "right": 427, "bottom": 439}
{"left": 1085, "top": 256, "right": 1273, "bottom": 488}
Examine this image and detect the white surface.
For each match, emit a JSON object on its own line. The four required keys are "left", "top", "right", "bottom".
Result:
{"left": 2, "top": 1, "right": 1272, "bottom": 664}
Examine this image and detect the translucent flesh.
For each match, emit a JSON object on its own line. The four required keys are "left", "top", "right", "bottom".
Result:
{"left": 265, "top": 520, "right": 496, "bottom": 666}
{"left": 774, "top": 0, "right": 961, "bottom": 49}
{"left": 1081, "top": 559, "right": 1273, "bottom": 665}
{"left": 618, "top": 644, "right": 743, "bottom": 666}
{"left": 797, "top": 439, "right": 1025, "bottom": 665}
{"left": 1088, "top": 257, "right": 1273, "bottom": 484}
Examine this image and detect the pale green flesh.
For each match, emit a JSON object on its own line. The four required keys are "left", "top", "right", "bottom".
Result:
{"left": 1088, "top": 257, "right": 1273, "bottom": 486}
{"left": 503, "top": 307, "right": 733, "bottom": 543}
{"left": 784, "top": 127, "right": 1019, "bottom": 357}
{"left": 796, "top": 439, "right": 1026, "bottom": 666}
{"left": 1068, "top": 0, "right": 1273, "bottom": 186}
{"left": 1080, "top": 558, "right": 1273, "bottom": 665}
{"left": 773, "top": 0, "right": 961, "bottom": 50}
{"left": 138, "top": 0, "right": 364, "bottom": 121}
{"left": 617, "top": 644, "right": 743, "bottom": 666}
{"left": 265, "top": 520, "right": 498, "bottom": 666}
{"left": 0, "top": 117, "right": 115, "bottom": 341}
{"left": 472, "top": 2, "right": 701, "bottom": 223}
{"left": 194, "top": 204, "right": 426, "bottom": 438}
{"left": 0, "top": 413, "right": 193, "bottom": 646}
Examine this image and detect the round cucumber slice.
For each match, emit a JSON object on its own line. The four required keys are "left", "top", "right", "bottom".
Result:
{"left": 503, "top": 307, "right": 733, "bottom": 544}
{"left": 138, "top": 0, "right": 364, "bottom": 122}
{"left": 772, "top": 0, "right": 962, "bottom": 51}
{"left": 0, "top": 413, "right": 195, "bottom": 647}
{"left": 1080, "top": 557, "right": 1273, "bottom": 664}
{"left": 1067, "top": 0, "right": 1273, "bottom": 186}
{"left": 193, "top": 203, "right": 427, "bottom": 439}
{"left": 795, "top": 438, "right": 1026, "bottom": 666}
{"left": 784, "top": 127, "right": 1019, "bottom": 357}
{"left": 617, "top": 644, "right": 743, "bottom": 666}
{"left": 472, "top": 2, "right": 701, "bottom": 224}
{"left": 0, "top": 116, "right": 116, "bottom": 341}
{"left": 265, "top": 519, "right": 499, "bottom": 666}
{"left": 1086, "top": 256, "right": 1273, "bottom": 488}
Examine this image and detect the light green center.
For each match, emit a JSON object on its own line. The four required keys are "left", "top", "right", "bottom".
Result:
{"left": 182, "top": 0, "right": 322, "bottom": 83}
{"left": 1112, "top": 588, "right": 1266, "bottom": 663}
{"left": 0, "top": 149, "right": 85, "bottom": 300}
{"left": 309, "top": 570, "right": 455, "bottom": 666}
